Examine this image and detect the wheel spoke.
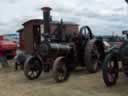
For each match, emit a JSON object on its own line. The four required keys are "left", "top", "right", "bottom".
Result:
{"left": 33, "top": 71, "right": 38, "bottom": 77}
{"left": 24, "top": 58, "right": 42, "bottom": 80}
{"left": 91, "top": 50, "right": 99, "bottom": 69}
{"left": 108, "top": 74, "right": 113, "bottom": 82}
{"left": 107, "top": 59, "right": 118, "bottom": 82}
{"left": 29, "top": 71, "right": 34, "bottom": 77}
{"left": 57, "top": 64, "right": 66, "bottom": 80}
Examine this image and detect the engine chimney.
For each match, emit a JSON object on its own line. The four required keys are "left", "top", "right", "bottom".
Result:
{"left": 41, "top": 7, "right": 52, "bottom": 35}
{"left": 125, "top": 0, "right": 128, "bottom": 4}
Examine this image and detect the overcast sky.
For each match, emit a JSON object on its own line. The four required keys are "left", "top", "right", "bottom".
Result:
{"left": 0, "top": 0, "right": 128, "bottom": 35}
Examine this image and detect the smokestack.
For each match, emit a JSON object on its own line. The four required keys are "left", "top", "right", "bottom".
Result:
{"left": 125, "top": 0, "right": 128, "bottom": 4}
{"left": 41, "top": 7, "right": 52, "bottom": 35}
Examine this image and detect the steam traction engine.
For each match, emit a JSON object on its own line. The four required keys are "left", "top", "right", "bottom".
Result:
{"left": 24, "top": 7, "right": 104, "bottom": 82}
{"left": 102, "top": 30, "right": 128, "bottom": 87}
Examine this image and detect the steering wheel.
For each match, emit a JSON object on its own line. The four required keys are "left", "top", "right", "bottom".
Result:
{"left": 80, "top": 26, "right": 94, "bottom": 40}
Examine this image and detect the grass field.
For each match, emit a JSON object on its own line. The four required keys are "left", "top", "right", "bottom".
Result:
{"left": 0, "top": 62, "right": 128, "bottom": 96}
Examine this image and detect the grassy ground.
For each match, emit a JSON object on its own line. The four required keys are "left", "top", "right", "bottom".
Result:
{"left": 0, "top": 62, "right": 128, "bottom": 96}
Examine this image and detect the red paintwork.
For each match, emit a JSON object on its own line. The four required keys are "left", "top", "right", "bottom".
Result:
{"left": 0, "top": 40, "right": 16, "bottom": 50}
{"left": 20, "top": 40, "right": 25, "bottom": 49}
{"left": 0, "top": 38, "right": 17, "bottom": 58}
{"left": 0, "top": 36, "right": 3, "bottom": 40}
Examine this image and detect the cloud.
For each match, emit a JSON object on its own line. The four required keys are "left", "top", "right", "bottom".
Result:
{"left": 0, "top": 0, "right": 128, "bottom": 35}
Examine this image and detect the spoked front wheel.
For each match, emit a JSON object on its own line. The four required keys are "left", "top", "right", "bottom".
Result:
{"left": 52, "top": 57, "right": 70, "bottom": 83}
{"left": 102, "top": 54, "right": 119, "bottom": 87}
{"left": 122, "top": 61, "right": 128, "bottom": 77}
{"left": 24, "top": 56, "right": 43, "bottom": 80}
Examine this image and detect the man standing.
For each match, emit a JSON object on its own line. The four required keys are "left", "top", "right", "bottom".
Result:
{"left": 0, "top": 51, "right": 8, "bottom": 68}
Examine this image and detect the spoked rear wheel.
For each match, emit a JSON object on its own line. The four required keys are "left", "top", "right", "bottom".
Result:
{"left": 85, "top": 40, "right": 100, "bottom": 73}
{"left": 102, "top": 54, "right": 119, "bottom": 87}
{"left": 24, "top": 57, "right": 42, "bottom": 80}
{"left": 53, "top": 57, "right": 70, "bottom": 83}
{"left": 122, "top": 61, "right": 128, "bottom": 77}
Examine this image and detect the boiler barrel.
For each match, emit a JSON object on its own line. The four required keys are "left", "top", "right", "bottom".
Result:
{"left": 38, "top": 42, "right": 72, "bottom": 57}
{"left": 50, "top": 43, "right": 71, "bottom": 56}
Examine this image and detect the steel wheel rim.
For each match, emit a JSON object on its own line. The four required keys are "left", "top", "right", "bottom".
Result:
{"left": 91, "top": 48, "right": 99, "bottom": 70}
{"left": 57, "top": 63, "right": 67, "bottom": 81}
{"left": 107, "top": 61, "right": 116, "bottom": 82}
{"left": 26, "top": 59, "right": 40, "bottom": 78}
